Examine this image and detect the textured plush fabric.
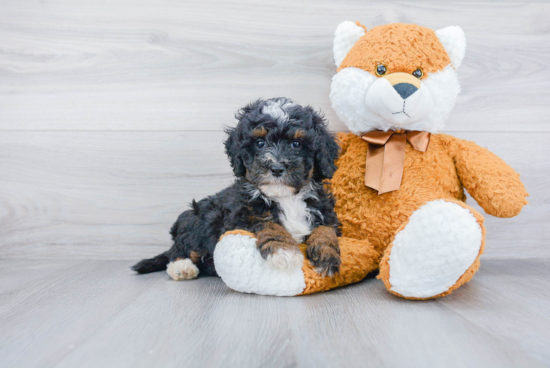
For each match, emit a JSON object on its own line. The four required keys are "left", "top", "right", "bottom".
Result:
{"left": 378, "top": 199, "right": 485, "bottom": 299}
{"left": 214, "top": 230, "right": 306, "bottom": 297}
{"left": 333, "top": 21, "right": 366, "bottom": 68}
{"left": 216, "top": 232, "right": 378, "bottom": 296}
{"left": 322, "top": 133, "right": 525, "bottom": 299}
{"left": 378, "top": 198, "right": 486, "bottom": 300}
{"left": 435, "top": 26, "right": 467, "bottom": 68}
{"left": 332, "top": 133, "right": 527, "bottom": 255}
{"left": 299, "top": 237, "right": 379, "bottom": 295}
{"left": 338, "top": 23, "right": 451, "bottom": 75}
{"left": 330, "top": 23, "right": 463, "bottom": 134}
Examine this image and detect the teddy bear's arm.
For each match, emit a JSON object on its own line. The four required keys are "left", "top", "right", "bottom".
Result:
{"left": 452, "top": 137, "right": 528, "bottom": 218}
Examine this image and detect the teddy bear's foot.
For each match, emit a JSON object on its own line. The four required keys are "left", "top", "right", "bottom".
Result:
{"left": 214, "top": 230, "right": 306, "bottom": 296}
{"left": 379, "top": 199, "right": 485, "bottom": 300}
{"left": 214, "top": 230, "right": 380, "bottom": 296}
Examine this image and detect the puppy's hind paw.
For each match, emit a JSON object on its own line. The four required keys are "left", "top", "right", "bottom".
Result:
{"left": 266, "top": 247, "right": 304, "bottom": 270}
{"left": 167, "top": 258, "right": 199, "bottom": 281}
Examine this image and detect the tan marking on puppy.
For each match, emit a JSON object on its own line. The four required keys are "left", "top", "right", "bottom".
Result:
{"left": 256, "top": 223, "right": 302, "bottom": 269}
{"left": 308, "top": 167, "right": 314, "bottom": 180}
{"left": 252, "top": 127, "right": 268, "bottom": 138}
{"left": 306, "top": 226, "right": 341, "bottom": 276}
{"left": 247, "top": 210, "right": 273, "bottom": 223}
{"left": 293, "top": 130, "right": 307, "bottom": 139}
{"left": 166, "top": 258, "right": 199, "bottom": 281}
{"left": 189, "top": 251, "right": 205, "bottom": 264}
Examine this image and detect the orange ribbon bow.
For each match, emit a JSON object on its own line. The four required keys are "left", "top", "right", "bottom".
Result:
{"left": 360, "top": 130, "right": 431, "bottom": 195}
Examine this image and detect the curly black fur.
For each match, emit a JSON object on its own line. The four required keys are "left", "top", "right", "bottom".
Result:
{"left": 132, "top": 98, "right": 341, "bottom": 277}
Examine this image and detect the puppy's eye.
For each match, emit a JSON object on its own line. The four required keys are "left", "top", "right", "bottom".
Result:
{"left": 291, "top": 141, "right": 301, "bottom": 148}
{"left": 375, "top": 63, "right": 387, "bottom": 77}
{"left": 255, "top": 139, "right": 266, "bottom": 149}
{"left": 412, "top": 68, "right": 424, "bottom": 79}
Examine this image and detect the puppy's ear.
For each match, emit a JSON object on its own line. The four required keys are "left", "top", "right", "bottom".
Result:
{"left": 224, "top": 126, "right": 246, "bottom": 177}
{"left": 311, "top": 109, "right": 340, "bottom": 180}
{"left": 224, "top": 100, "right": 264, "bottom": 177}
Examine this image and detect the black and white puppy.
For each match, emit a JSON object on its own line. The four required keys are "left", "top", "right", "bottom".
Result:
{"left": 132, "top": 98, "right": 341, "bottom": 280}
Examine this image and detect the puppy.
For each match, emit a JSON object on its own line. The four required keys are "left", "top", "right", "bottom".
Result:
{"left": 132, "top": 98, "right": 341, "bottom": 280}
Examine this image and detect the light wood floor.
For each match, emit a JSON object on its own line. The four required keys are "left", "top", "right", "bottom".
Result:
{"left": 1, "top": 259, "right": 549, "bottom": 367}
{"left": 1, "top": 0, "right": 549, "bottom": 367}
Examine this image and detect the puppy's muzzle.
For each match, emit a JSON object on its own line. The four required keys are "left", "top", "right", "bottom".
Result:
{"left": 270, "top": 163, "right": 285, "bottom": 178}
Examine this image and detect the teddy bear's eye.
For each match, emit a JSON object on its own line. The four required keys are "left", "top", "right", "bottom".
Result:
{"left": 375, "top": 63, "right": 387, "bottom": 77}
{"left": 412, "top": 68, "right": 424, "bottom": 79}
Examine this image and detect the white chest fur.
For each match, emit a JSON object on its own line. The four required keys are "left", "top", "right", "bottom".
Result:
{"left": 272, "top": 193, "right": 312, "bottom": 244}
{"left": 259, "top": 184, "right": 314, "bottom": 243}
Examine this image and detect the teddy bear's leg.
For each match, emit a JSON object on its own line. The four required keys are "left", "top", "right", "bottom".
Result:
{"left": 213, "top": 230, "right": 306, "bottom": 296}
{"left": 379, "top": 199, "right": 485, "bottom": 300}
{"left": 300, "top": 237, "right": 379, "bottom": 295}
{"left": 214, "top": 230, "right": 379, "bottom": 296}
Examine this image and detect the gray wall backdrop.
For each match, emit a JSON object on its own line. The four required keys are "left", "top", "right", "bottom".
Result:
{"left": 0, "top": 0, "right": 548, "bottom": 260}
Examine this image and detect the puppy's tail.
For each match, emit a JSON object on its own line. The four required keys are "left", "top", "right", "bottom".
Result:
{"left": 131, "top": 251, "right": 170, "bottom": 274}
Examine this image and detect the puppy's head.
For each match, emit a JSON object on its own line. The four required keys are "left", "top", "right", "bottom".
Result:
{"left": 224, "top": 98, "right": 339, "bottom": 197}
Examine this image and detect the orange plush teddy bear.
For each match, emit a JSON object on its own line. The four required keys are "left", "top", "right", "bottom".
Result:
{"left": 213, "top": 22, "right": 528, "bottom": 299}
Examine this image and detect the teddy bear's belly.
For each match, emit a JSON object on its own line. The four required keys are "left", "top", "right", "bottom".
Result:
{"left": 331, "top": 136, "right": 464, "bottom": 257}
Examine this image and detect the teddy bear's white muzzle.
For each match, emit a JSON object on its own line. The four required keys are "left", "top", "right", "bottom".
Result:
{"left": 365, "top": 77, "right": 434, "bottom": 126}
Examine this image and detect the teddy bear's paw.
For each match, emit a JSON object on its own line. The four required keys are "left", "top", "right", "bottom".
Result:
{"left": 383, "top": 200, "right": 483, "bottom": 299}
{"left": 213, "top": 232, "right": 306, "bottom": 296}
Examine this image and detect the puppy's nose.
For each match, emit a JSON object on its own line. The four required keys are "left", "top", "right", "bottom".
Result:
{"left": 270, "top": 164, "right": 285, "bottom": 177}
{"left": 393, "top": 83, "right": 418, "bottom": 100}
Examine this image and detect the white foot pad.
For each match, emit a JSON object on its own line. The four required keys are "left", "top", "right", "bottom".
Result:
{"left": 167, "top": 259, "right": 199, "bottom": 281}
{"left": 214, "top": 234, "right": 306, "bottom": 296}
{"left": 389, "top": 200, "right": 482, "bottom": 298}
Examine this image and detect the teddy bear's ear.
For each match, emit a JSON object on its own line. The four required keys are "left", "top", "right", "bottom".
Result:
{"left": 436, "top": 26, "right": 467, "bottom": 69}
{"left": 333, "top": 21, "right": 366, "bottom": 68}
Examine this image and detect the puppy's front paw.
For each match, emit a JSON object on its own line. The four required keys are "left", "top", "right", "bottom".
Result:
{"left": 306, "top": 226, "right": 341, "bottom": 276}
{"left": 307, "top": 245, "right": 341, "bottom": 276}
{"left": 264, "top": 244, "right": 304, "bottom": 269}
{"left": 256, "top": 223, "right": 301, "bottom": 270}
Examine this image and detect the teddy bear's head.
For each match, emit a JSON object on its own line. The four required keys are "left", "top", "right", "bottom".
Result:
{"left": 330, "top": 22, "right": 466, "bottom": 135}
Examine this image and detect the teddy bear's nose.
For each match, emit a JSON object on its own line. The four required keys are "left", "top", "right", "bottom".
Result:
{"left": 393, "top": 83, "right": 418, "bottom": 100}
